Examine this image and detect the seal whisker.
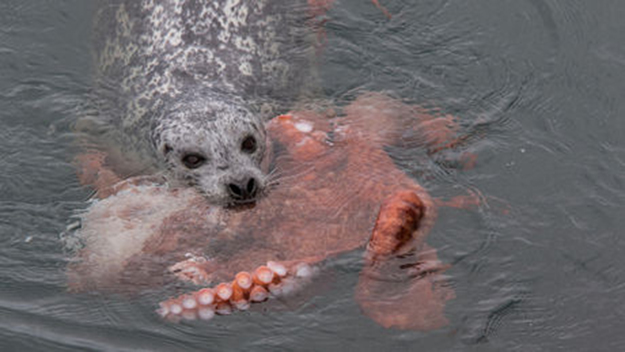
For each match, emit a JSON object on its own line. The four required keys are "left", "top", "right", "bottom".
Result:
{"left": 266, "top": 165, "right": 316, "bottom": 187}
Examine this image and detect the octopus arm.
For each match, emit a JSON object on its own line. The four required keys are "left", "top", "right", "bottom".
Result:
{"left": 158, "top": 261, "right": 319, "bottom": 321}
{"left": 266, "top": 112, "right": 333, "bottom": 161}
{"left": 356, "top": 189, "right": 455, "bottom": 331}
{"left": 74, "top": 150, "right": 123, "bottom": 198}
{"left": 343, "top": 92, "right": 478, "bottom": 170}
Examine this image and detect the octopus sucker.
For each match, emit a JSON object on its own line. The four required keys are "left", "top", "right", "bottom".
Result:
{"left": 215, "top": 302, "right": 234, "bottom": 315}
{"left": 234, "top": 271, "right": 254, "bottom": 290}
{"left": 249, "top": 286, "right": 270, "bottom": 303}
{"left": 278, "top": 278, "right": 300, "bottom": 297}
{"left": 196, "top": 288, "right": 215, "bottom": 306}
{"left": 181, "top": 310, "right": 197, "bottom": 321}
{"left": 233, "top": 300, "right": 251, "bottom": 311}
{"left": 293, "top": 263, "right": 315, "bottom": 278}
{"left": 215, "top": 282, "right": 234, "bottom": 301}
{"left": 197, "top": 307, "right": 216, "bottom": 321}
{"left": 181, "top": 295, "right": 198, "bottom": 310}
{"left": 169, "top": 302, "right": 183, "bottom": 315}
{"left": 156, "top": 303, "right": 170, "bottom": 318}
{"left": 231, "top": 274, "right": 252, "bottom": 306}
{"left": 267, "top": 261, "right": 288, "bottom": 277}
{"left": 252, "top": 265, "right": 276, "bottom": 286}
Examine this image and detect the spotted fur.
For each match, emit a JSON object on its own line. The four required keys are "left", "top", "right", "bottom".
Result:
{"left": 92, "top": 0, "right": 314, "bottom": 205}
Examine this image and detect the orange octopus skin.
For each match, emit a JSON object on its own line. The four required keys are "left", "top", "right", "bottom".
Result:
{"left": 69, "top": 93, "right": 478, "bottom": 330}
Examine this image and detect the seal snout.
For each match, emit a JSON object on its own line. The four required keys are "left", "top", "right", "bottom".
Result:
{"left": 227, "top": 176, "right": 259, "bottom": 202}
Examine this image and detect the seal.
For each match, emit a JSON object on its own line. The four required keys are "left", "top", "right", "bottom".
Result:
{"left": 87, "top": 0, "right": 316, "bottom": 205}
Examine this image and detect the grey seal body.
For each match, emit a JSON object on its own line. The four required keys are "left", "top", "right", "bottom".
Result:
{"left": 90, "top": 0, "right": 316, "bottom": 205}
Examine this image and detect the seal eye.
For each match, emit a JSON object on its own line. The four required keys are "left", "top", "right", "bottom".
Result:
{"left": 241, "top": 135, "right": 257, "bottom": 154}
{"left": 181, "top": 153, "right": 206, "bottom": 169}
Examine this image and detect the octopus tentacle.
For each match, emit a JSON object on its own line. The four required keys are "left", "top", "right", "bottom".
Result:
{"left": 157, "top": 261, "right": 315, "bottom": 321}
{"left": 74, "top": 151, "right": 123, "bottom": 198}
{"left": 366, "top": 190, "right": 426, "bottom": 258}
{"left": 342, "top": 93, "right": 480, "bottom": 172}
{"left": 356, "top": 190, "right": 455, "bottom": 330}
{"left": 168, "top": 255, "right": 214, "bottom": 285}
{"left": 266, "top": 113, "right": 332, "bottom": 161}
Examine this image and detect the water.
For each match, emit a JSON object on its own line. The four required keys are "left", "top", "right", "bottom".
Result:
{"left": 2, "top": 0, "right": 625, "bottom": 351}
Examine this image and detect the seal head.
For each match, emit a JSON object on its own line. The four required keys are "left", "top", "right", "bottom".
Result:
{"left": 153, "top": 90, "right": 270, "bottom": 206}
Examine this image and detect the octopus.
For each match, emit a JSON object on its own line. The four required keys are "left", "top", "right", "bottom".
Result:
{"left": 68, "top": 93, "right": 481, "bottom": 330}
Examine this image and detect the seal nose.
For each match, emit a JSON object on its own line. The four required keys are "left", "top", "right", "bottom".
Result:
{"left": 227, "top": 177, "right": 258, "bottom": 201}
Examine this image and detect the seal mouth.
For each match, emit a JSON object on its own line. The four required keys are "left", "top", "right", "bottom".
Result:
{"left": 225, "top": 199, "right": 257, "bottom": 211}
{"left": 194, "top": 181, "right": 266, "bottom": 209}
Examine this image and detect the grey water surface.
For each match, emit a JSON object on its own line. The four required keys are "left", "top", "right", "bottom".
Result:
{"left": 2, "top": 1, "right": 625, "bottom": 351}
